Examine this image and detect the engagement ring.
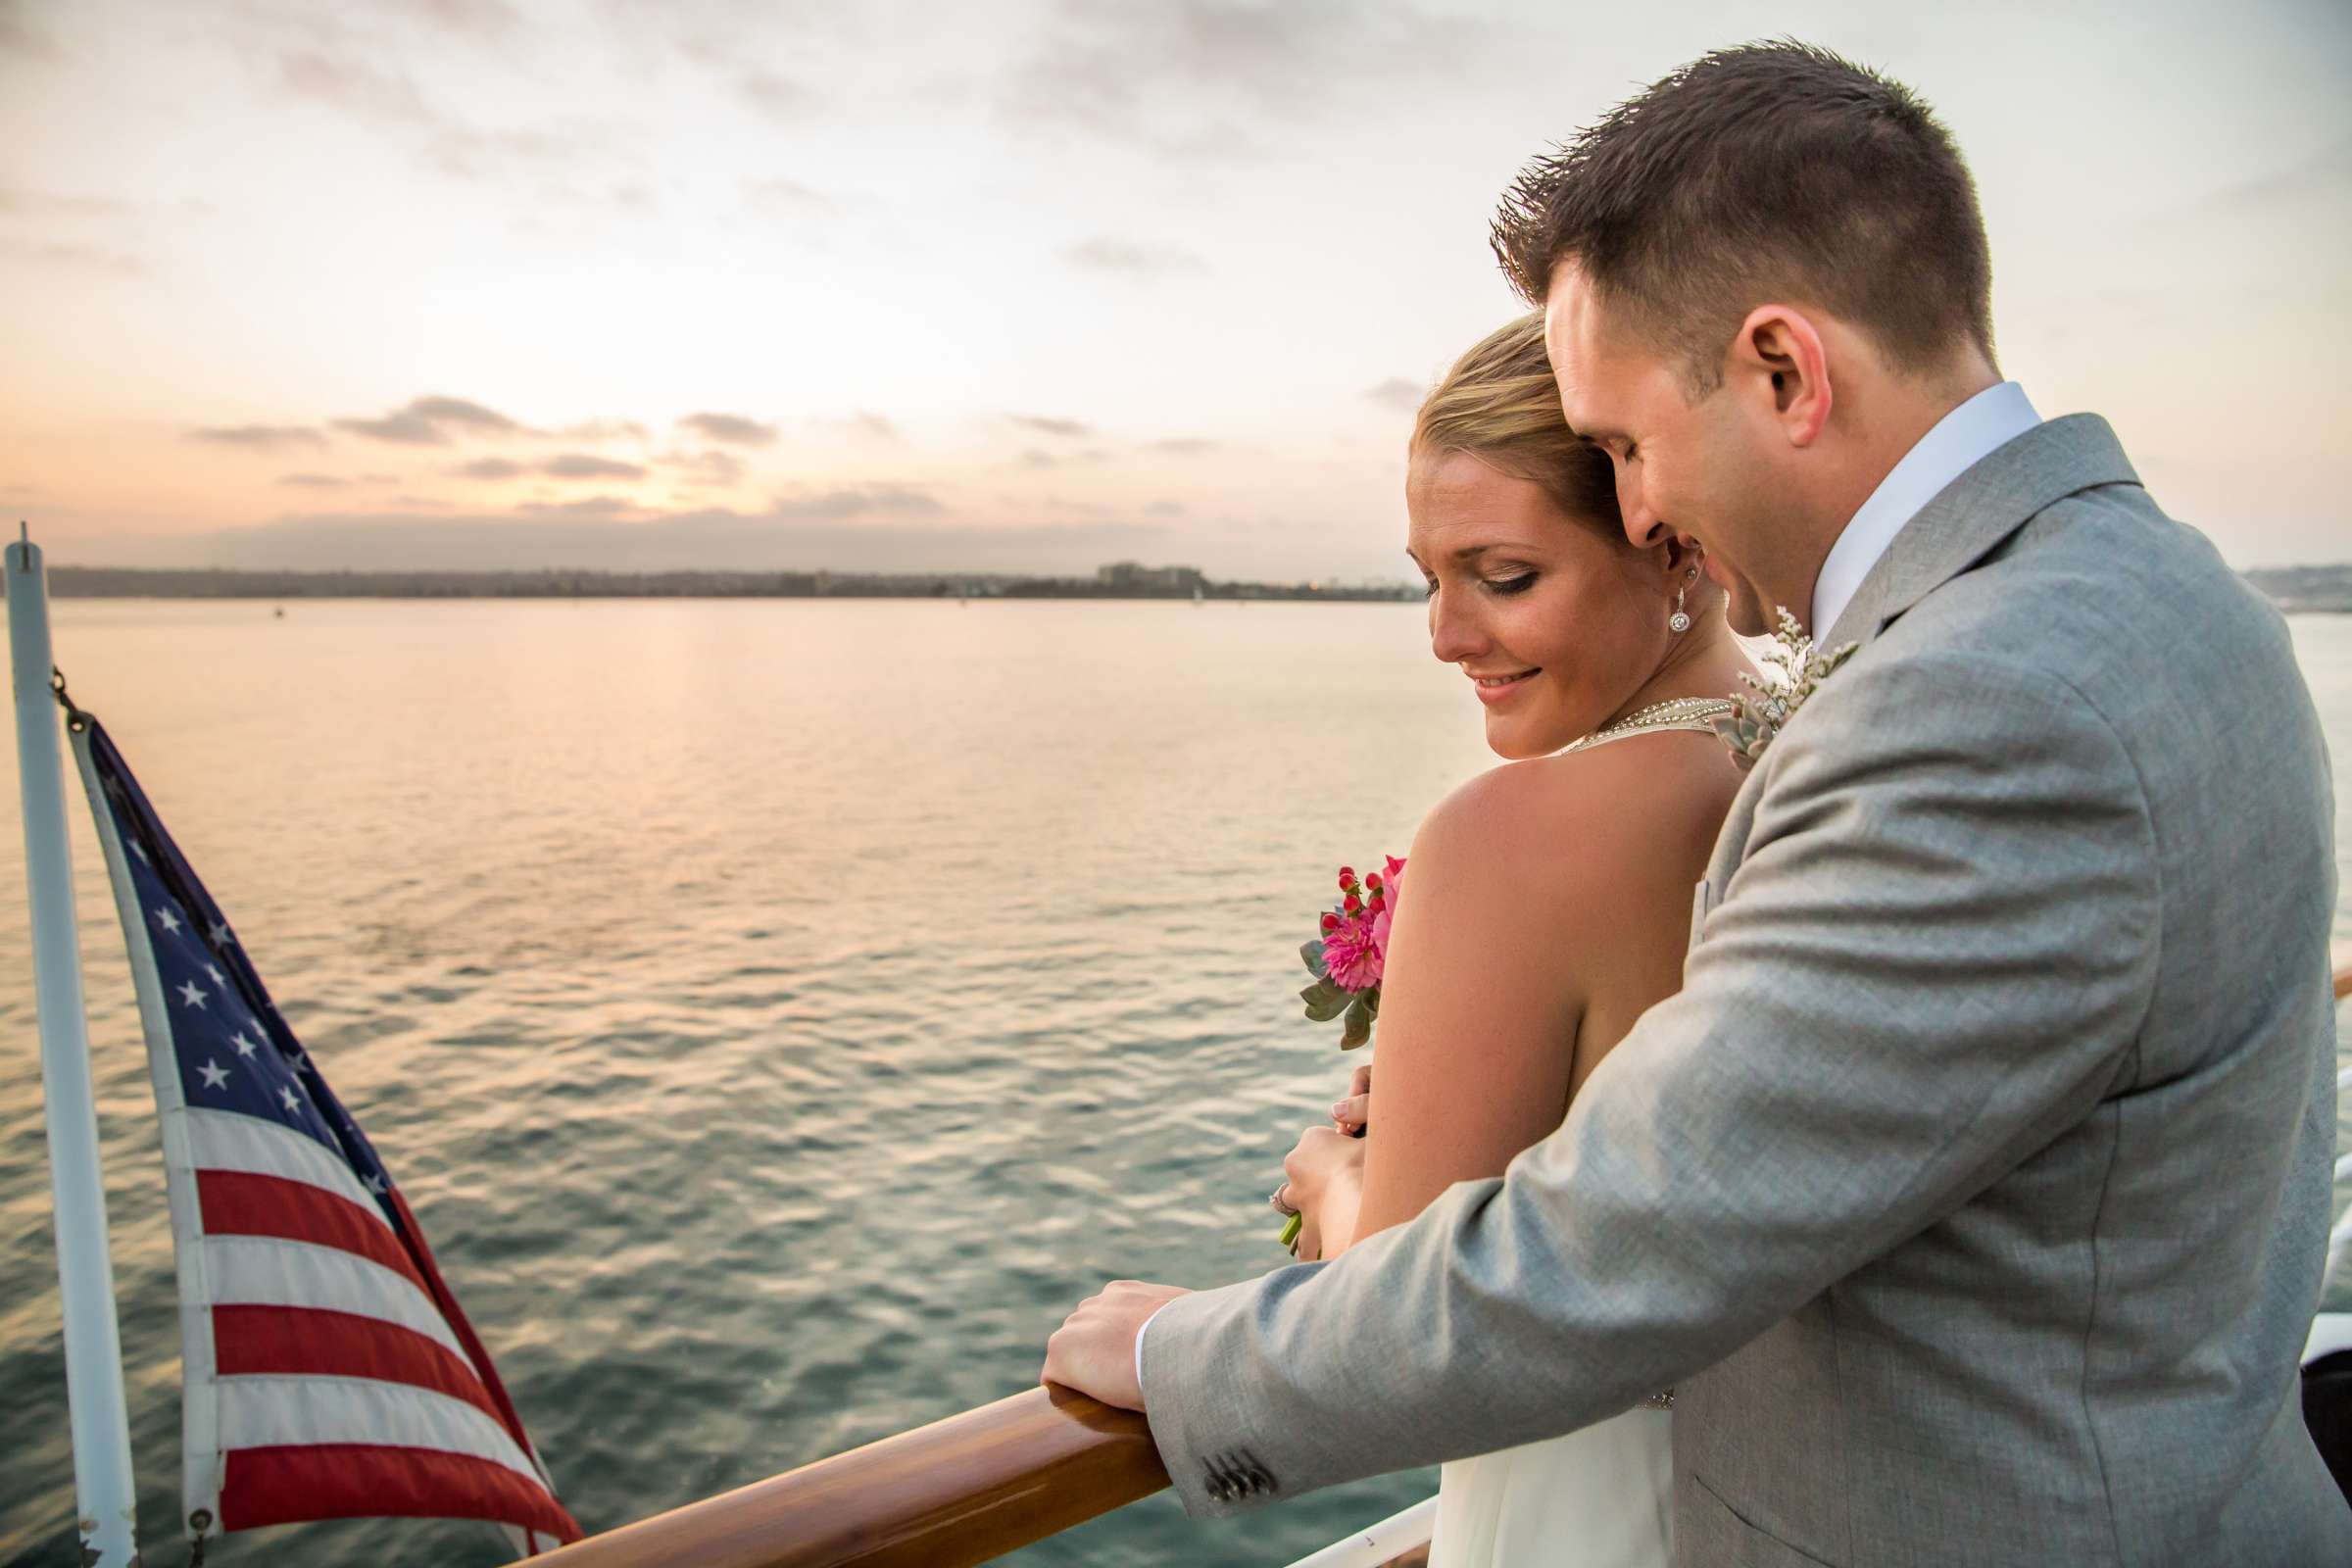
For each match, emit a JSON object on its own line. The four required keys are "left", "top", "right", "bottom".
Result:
{"left": 1269, "top": 1184, "right": 1298, "bottom": 1217}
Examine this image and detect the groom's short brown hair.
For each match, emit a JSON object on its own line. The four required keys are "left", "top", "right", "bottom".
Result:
{"left": 1493, "top": 41, "right": 1993, "bottom": 390}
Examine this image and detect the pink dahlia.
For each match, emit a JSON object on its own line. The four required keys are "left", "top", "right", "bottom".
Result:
{"left": 1321, "top": 907, "right": 1386, "bottom": 991}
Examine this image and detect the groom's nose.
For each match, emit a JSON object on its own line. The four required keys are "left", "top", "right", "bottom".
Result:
{"left": 1618, "top": 470, "right": 1667, "bottom": 550}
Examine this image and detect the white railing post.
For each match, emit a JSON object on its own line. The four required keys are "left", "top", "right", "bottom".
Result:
{"left": 6, "top": 525, "right": 140, "bottom": 1568}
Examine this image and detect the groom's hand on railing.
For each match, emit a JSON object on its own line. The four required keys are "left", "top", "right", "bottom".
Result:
{"left": 1043, "top": 1280, "right": 1193, "bottom": 1413}
{"left": 1331, "top": 1060, "right": 1372, "bottom": 1137}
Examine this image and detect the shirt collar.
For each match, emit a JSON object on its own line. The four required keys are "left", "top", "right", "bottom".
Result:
{"left": 1808, "top": 381, "right": 2041, "bottom": 640}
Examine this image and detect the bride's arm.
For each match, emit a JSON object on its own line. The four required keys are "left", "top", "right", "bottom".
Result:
{"left": 1309, "top": 762, "right": 1610, "bottom": 1257}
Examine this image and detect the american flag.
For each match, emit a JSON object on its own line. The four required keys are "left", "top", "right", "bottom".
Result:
{"left": 69, "top": 715, "right": 581, "bottom": 1557}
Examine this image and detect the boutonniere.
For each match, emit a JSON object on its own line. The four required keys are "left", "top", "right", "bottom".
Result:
{"left": 1710, "top": 608, "right": 1858, "bottom": 772}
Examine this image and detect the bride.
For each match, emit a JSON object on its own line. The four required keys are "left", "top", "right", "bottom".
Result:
{"left": 1272, "top": 312, "right": 1753, "bottom": 1568}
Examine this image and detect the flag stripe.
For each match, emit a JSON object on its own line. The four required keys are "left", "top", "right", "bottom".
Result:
{"left": 205, "top": 1234, "right": 468, "bottom": 1363}
{"left": 212, "top": 1303, "right": 504, "bottom": 1427}
{"left": 186, "top": 1104, "right": 389, "bottom": 1220}
{"left": 198, "top": 1169, "right": 424, "bottom": 1291}
{"left": 217, "top": 1374, "right": 545, "bottom": 1490}
{"left": 222, "top": 1443, "right": 577, "bottom": 1540}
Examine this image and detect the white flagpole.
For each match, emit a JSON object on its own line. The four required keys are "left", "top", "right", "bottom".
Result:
{"left": 6, "top": 524, "right": 140, "bottom": 1568}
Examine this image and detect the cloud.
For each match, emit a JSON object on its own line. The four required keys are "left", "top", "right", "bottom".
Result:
{"left": 392, "top": 0, "right": 527, "bottom": 35}
{"left": 0, "top": 2, "right": 59, "bottom": 57}
{"left": 677, "top": 412, "right": 780, "bottom": 447}
{"left": 543, "top": 453, "right": 648, "bottom": 479}
{"left": 424, "top": 122, "right": 641, "bottom": 187}
{"left": 1150, "top": 437, "right": 1219, "bottom": 455}
{"left": 454, "top": 458, "right": 524, "bottom": 479}
{"left": 1366, "top": 377, "right": 1424, "bottom": 412}
{"left": 0, "top": 237, "right": 146, "bottom": 275}
{"left": 519, "top": 495, "right": 639, "bottom": 515}
{"left": 277, "top": 50, "right": 432, "bottom": 123}
{"left": 815, "top": 411, "right": 900, "bottom": 442}
{"left": 410, "top": 395, "right": 523, "bottom": 434}
{"left": 1062, "top": 236, "right": 1208, "bottom": 277}
{"left": 999, "top": 0, "right": 1467, "bottom": 149}
{"left": 192, "top": 424, "right": 328, "bottom": 452}
{"left": 1017, "top": 445, "right": 1110, "bottom": 468}
{"left": 743, "top": 176, "right": 842, "bottom": 220}
{"left": 2166, "top": 137, "right": 2352, "bottom": 223}
{"left": 1007, "top": 414, "right": 1093, "bottom": 438}
{"left": 662, "top": 450, "right": 747, "bottom": 485}
{"left": 556, "top": 417, "right": 652, "bottom": 443}
{"left": 739, "top": 69, "right": 817, "bottom": 119}
{"left": 333, "top": 395, "right": 525, "bottom": 445}
{"left": 0, "top": 188, "right": 132, "bottom": 217}
{"left": 767, "top": 484, "right": 944, "bottom": 519}
{"left": 276, "top": 473, "right": 349, "bottom": 488}
{"left": 1147, "top": 499, "right": 1187, "bottom": 515}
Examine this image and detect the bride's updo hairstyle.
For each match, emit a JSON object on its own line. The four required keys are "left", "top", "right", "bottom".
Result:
{"left": 1408, "top": 312, "right": 1622, "bottom": 540}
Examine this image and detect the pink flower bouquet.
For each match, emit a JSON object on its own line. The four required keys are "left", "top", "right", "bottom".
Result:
{"left": 1282, "top": 856, "right": 1405, "bottom": 1250}
{"left": 1298, "top": 856, "right": 1405, "bottom": 1049}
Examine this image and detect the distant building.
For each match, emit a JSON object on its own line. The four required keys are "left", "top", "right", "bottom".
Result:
{"left": 1095, "top": 561, "right": 1206, "bottom": 596}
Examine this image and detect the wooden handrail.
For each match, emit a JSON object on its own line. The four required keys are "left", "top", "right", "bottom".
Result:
{"left": 531, "top": 1385, "right": 1167, "bottom": 1568}
{"left": 2336, "top": 941, "right": 2351, "bottom": 1002}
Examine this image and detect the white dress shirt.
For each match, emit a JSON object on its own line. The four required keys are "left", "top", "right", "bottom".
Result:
{"left": 1131, "top": 383, "right": 2042, "bottom": 1397}
{"left": 1809, "top": 380, "right": 2040, "bottom": 640}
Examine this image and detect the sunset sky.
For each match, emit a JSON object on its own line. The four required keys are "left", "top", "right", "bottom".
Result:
{"left": 2, "top": 0, "right": 2345, "bottom": 582}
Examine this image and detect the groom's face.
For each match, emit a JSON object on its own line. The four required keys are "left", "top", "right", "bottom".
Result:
{"left": 1544, "top": 265, "right": 1777, "bottom": 635}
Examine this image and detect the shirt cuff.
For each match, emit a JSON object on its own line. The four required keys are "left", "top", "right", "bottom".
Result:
{"left": 1135, "top": 1299, "right": 1168, "bottom": 1395}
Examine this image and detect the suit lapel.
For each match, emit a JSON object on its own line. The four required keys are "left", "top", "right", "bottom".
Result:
{"left": 1822, "top": 413, "right": 2141, "bottom": 654}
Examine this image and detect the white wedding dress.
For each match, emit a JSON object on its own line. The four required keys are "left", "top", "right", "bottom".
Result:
{"left": 1424, "top": 711, "right": 1721, "bottom": 1568}
{"left": 1426, "top": 1399, "right": 1675, "bottom": 1568}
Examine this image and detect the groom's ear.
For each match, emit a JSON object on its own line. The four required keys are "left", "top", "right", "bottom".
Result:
{"left": 1731, "top": 305, "right": 1833, "bottom": 450}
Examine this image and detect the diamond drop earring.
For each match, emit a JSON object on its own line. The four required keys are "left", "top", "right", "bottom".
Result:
{"left": 1669, "top": 564, "right": 1697, "bottom": 634}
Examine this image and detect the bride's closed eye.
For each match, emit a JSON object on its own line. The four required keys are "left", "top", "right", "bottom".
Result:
{"left": 1485, "top": 573, "right": 1538, "bottom": 596}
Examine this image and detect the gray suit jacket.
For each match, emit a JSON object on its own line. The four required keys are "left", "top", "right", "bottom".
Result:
{"left": 1138, "top": 416, "right": 2349, "bottom": 1566}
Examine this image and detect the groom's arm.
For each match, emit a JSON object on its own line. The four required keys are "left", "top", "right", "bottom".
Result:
{"left": 1138, "top": 644, "right": 2158, "bottom": 1516}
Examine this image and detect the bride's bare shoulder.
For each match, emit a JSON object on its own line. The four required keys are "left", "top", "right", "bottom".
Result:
{"left": 1411, "top": 732, "right": 1742, "bottom": 901}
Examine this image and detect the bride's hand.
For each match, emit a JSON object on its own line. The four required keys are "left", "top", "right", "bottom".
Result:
{"left": 1279, "top": 1128, "right": 1373, "bottom": 1259}
{"left": 1330, "top": 1061, "right": 1372, "bottom": 1135}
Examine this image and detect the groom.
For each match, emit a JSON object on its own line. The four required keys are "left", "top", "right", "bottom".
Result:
{"left": 1042, "top": 41, "right": 2350, "bottom": 1566}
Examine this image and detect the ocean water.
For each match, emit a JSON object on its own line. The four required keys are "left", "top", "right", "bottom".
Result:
{"left": 0, "top": 599, "right": 2346, "bottom": 1568}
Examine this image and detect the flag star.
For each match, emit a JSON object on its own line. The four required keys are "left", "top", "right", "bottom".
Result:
{"left": 197, "top": 1059, "right": 229, "bottom": 1091}
{"left": 129, "top": 840, "right": 151, "bottom": 863}
{"left": 280, "top": 1086, "right": 302, "bottom": 1112}
{"left": 175, "top": 980, "right": 208, "bottom": 1009}
{"left": 205, "top": 962, "right": 225, "bottom": 986}
{"left": 102, "top": 774, "right": 126, "bottom": 799}
{"left": 230, "top": 1031, "right": 258, "bottom": 1057}
{"left": 363, "top": 1173, "right": 386, "bottom": 1195}
{"left": 153, "top": 906, "right": 181, "bottom": 934}
{"left": 207, "top": 920, "right": 232, "bottom": 947}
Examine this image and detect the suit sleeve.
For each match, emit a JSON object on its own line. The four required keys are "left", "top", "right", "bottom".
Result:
{"left": 1138, "top": 646, "right": 2160, "bottom": 1516}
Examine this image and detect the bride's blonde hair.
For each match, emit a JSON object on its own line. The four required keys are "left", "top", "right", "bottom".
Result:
{"left": 1408, "top": 312, "right": 1624, "bottom": 540}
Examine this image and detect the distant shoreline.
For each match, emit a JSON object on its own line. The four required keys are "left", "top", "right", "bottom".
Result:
{"left": 45, "top": 565, "right": 1422, "bottom": 603}
{"left": 39, "top": 564, "right": 2352, "bottom": 612}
